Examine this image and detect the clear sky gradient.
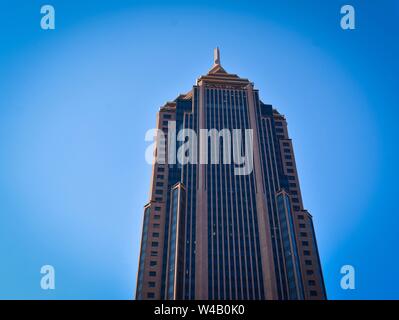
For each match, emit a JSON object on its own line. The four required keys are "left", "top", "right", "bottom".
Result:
{"left": 0, "top": 0, "right": 398, "bottom": 299}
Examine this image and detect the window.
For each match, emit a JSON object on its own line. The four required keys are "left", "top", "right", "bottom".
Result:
{"left": 154, "top": 215, "right": 160, "bottom": 220}
{"left": 304, "top": 250, "right": 311, "bottom": 256}
{"left": 306, "top": 270, "right": 314, "bottom": 275}
{"left": 151, "top": 241, "right": 159, "bottom": 247}
{"left": 152, "top": 232, "right": 159, "bottom": 238}
{"left": 157, "top": 175, "right": 164, "bottom": 179}
{"left": 298, "top": 215, "right": 304, "bottom": 220}
{"left": 166, "top": 187, "right": 180, "bottom": 299}
{"left": 155, "top": 190, "right": 163, "bottom": 195}
{"left": 310, "top": 291, "right": 318, "bottom": 297}
{"left": 147, "top": 292, "right": 155, "bottom": 298}
{"left": 299, "top": 223, "right": 306, "bottom": 228}
{"left": 153, "top": 223, "right": 160, "bottom": 228}
{"left": 300, "top": 232, "right": 308, "bottom": 237}
{"left": 286, "top": 161, "right": 293, "bottom": 166}
{"left": 148, "top": 282, "right": 156, "bottom": 288}
{"left": 288, "top": 176, "right": 295, "bottom": 180}
{"left": 156, "top": 182, "right": 163, "bottom": 187}
{"left": 283, "top": 142, "right": 290, "bottom": 147}
{"left": 163, "top": 114, "right": 172, "bottom": 119}
{"left": 284, "top": 148, "right": 291, "bottom": 153}
{"left": 149, "top": 271, "right": 156, "bottom": 277}
{"left": 285, "top": 155, "right": 292, "bottom": 160}
{"left": 150, "top": 261, "right": 157, "bottom": 266}
{"left": 137, "top": 207, "right": 151, "bottom": 298}
{"left": 308, "top": 280, "right": 316, "bottom": 286}
{"left": 150, "top": 251, "right": 158, "bottom": 257}
{"left": 305, "top": 260, "right": 313, "bottom": 266}
{"left": 154, "top": 207, "right": 161, "bottom": 211}
{"left": 302, "top": 241, "right": 309, "bottom": 246}
{"left": 287, "top": 169, "right": 294, "bottom": 173}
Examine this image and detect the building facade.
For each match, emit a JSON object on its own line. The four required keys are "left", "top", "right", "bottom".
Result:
{"left": 136, "top": 49, "right": 326, "bottom": 300}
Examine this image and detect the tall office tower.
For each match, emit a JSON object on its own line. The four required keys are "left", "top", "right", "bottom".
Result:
{"left": 136, "top": 49, "right": 326, "bottom": 300}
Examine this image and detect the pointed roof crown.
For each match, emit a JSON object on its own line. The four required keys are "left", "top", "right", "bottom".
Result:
{"left": 208, "top": 47, "right": 227, "bottom": 74}
{"left": 197, "top": 48, "right": 252, "bottom": 89}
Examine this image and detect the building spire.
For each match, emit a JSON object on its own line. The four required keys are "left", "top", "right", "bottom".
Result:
{"left": 207, "top": 47, "right": 227, "bottom": 75}
{"left": 214, "top": 47, "right": 220, "bottom": 66}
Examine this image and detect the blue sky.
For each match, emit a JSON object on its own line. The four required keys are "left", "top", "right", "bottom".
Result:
{"left": 0, "top": 0, "right": 398, "bottom": 299}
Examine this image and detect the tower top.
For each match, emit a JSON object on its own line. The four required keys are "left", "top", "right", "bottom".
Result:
{"left": 214, "top": 47, "right": 220, "bottom": 66}
{"left": 201, "top": 47, "right": 251, "bottom": 86}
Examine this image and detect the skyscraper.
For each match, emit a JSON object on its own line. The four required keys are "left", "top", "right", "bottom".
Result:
{"left": 136, "top": 49, "right": 326, "bottom": 300}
